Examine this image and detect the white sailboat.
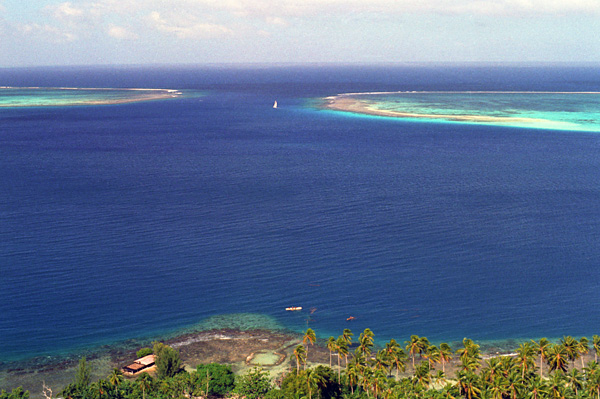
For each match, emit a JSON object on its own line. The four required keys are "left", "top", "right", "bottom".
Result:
{"left": 273, "top": 100, "right": 278, "bottom": 109}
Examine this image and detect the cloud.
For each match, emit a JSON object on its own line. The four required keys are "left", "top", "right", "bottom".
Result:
{"left": 7, "top": 0, "right": 600, "bottom": 48}
{"left": 265, "top": 16, "right": 288, "bottom": 27}
{"left": 187, "top": 0, "right": 600, "bottom": 17}
{"left": 46, "top": 2, "right": 84, "bottom": 20}
{"left": 20, "top": 23, "right": 77, "bottom": 42}
{"left": 107, "top": 24, "right": 138, "bottom": 40}
{"left": 147, "top": 10, "right": 232, "bottom": 39}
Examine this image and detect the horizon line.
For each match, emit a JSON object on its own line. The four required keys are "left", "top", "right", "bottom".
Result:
{"left": 2, "top": 61, "right": 600, "bottom": 70}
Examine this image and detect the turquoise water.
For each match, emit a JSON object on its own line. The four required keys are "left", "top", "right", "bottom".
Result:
{"left": 347, "top": 92, "right": 600, "bottom": 131}
{"left": 0, "top": 87, "right": 182, "bottom": 107}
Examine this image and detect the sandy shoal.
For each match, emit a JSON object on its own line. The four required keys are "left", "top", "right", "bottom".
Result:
{"left": 323, "top": 95, "right": 548, "bottom": 125}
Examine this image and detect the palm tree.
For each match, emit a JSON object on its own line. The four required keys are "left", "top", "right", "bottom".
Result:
{"left": 89, "top": 381, "right": 108, "bottom": 399}
{"left": 384, "top": 338, "right": 400, "bottom": 357}
{"left": 406, "top": 335, "right": 425, "bottom": 370}
{"left": 294, "top": 344, "right": 307, "bottom": 373}
{"left": 488, "top": 375, "right": 509, "bottom": 399}
{"left": 303, "top": 328, "right": 316, "bottom": 367}
{"left": 424, "top": 345, "right": 441, "bottom": 372}
{"left": 547, "top": 343, "right": 569, "bottom": 373}
{"left": 385, "top": 339, "right": 406, "bottom": 379}
{"left": 304, "top": 368, "right": 325, "bottom": 399}
{"left": 439, "top": 343, "right": 453, "bottom": 375}
{"left": 327, "top": 336, "right": 336, "bottom": 368}
{"left": 372, "top": 369, "right": 388, "bottom": 399}
{"left": 515, "top": 342, "right": 536, "bottom": 379}
{"left": 460, "top": 357, "right": 481, "bottom": 373}
{"left": 586, "top": 364, "right": 600, "bottom": 399}
{"left": 527, "top": 376, "right": 549, "bottom": 399}
{"left": 506, "top": 370, "right": 525, "bottom": 399}
{"left": 547, "top": 371, "right": 569, "bottom": 399}
{"left": 372, "top": 349, "right": 391, "bottom": 374}
{"left": 593, "top": 335, "right": 600, "bottom": 363}
{"left": 336, "top": 337, "right": 349, "bottom": 382}
{"left": 457, "top": 341, "right": 481, "bottom": 372}
{"left": 457, "top": 370, "right": 481, "bottom": 399}
{"left": 456, "top": 338, "right": 481, "bottom": 372}
{"left": 586, "top": 360, "right": 600, "bottom": 376}
{"left": 565, "top": 368, "right": 584, "bottom": 396}
{"left": 137, "top": 373, "right": 153, "bottom": 399}
{"left": 338, "top": 332, "right": 352, "bottom": 368}
{"left": 577, "top": 337, "right": 590, "bottom": 369}
{"left": 360, "top": 367, "right": 374, "bottom": 397}
{"left": 561, "top": 335, "right": 579, "bottom": 368}
{"left": 358, "top": 328, "right": 375, "bottom": 362}
{"left": 482, "top": 357, "right": 503, "bottom": 383}
{"left": 108, "top": 368, "right": 123, "bottom": 395}
{"left": 346, "top": 363, "right": 359, "bottom": 395}
{"left": 532, "top": 338, "right": 551, "bottom": 378}
{"left": 342, "top": 328, "right": 354, "bottom": 346}
{"left": 413, "top": 361, "right": 432, "bottom": 390}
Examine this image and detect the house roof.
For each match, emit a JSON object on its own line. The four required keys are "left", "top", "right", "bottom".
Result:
{"left": 124, "top": 363, "right": 145, "bottom": 371}
{"left": 136, "top": 354, "right": 156, "bottom": 366}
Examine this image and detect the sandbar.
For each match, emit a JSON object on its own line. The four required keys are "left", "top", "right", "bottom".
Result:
{"left": 0, "top": 87, "right": 182, "bottom": 107}
{"left": 322, "top": 95, "right": 550, "bottom": 125}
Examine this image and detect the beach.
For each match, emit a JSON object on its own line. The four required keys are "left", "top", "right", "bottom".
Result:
{"left": 0, "top": 326, "right": 560, "bottom": 398}
{"left": 0, "top": 328, "right": 317, "bottom": 397}
{"left": 0, "top": 87, "right": 182, "bottom": 107}
{"left": 322, "top": 94, "right": 551, "bottom": 125}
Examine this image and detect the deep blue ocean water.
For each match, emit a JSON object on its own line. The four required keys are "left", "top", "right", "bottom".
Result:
{"left": 1, "top": 65, "right": 600, "bottom": 365}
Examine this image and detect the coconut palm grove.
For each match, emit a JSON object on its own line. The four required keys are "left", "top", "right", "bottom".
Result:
{"left": 4, "top": 329, "right": 600, "bottom": 399}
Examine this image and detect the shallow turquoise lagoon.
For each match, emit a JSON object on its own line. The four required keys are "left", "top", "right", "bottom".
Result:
{"left": 0, "top": 87, "right": 182, "bottom": 107}
{"left": 348, "top": 92, "right": 600, "bottom": 132}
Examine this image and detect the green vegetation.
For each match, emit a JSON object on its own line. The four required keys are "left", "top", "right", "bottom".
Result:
{"left": 236, "top": 367, "right": 273, "bottom": 399}
{"left": 25, "top": 331, "right": 600, "bottom": 399}
{"left": 194, "top": 363, "right": 235, "bottom": 396}
{"left": 152, "top": 341, "right": 182, "bottom": 379}
{"left": 0, "top": 388, "right": 29, "bottom": 399}
{"left": 136, "top": 347, "right": 153, "bottom": 358}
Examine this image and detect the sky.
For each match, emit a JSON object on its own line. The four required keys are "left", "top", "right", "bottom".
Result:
{"left": 1, "top": 0, "right": 599, "bottom": 67}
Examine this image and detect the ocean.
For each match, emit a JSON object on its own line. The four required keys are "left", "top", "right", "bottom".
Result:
{"left": 1, "top": 64, "right": 600, "bottom": 369}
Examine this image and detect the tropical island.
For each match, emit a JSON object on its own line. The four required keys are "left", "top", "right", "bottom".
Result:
{"left": 0, "top": 87, "right": 183, "bottom": 107}
{"left": 321, "top": 92, "right": 600, "bottom": 132}
{"left": 4, "top": 328, "right": 600, "bottom": 399}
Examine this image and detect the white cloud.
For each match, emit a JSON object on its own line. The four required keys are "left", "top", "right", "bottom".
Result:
{"left": 20, "top": 23, "right": 77, "bottom": 42}
{"left": 46, "top": 2, "right": 84, "bottom": 20}
{"left": 8, "top": 0, "right": 600, "bottom": 49}
{"left": 151, "top": 0, "right": 600, "bottom": 17}
{"left": 107, "top": 24, "right": 138, "bottom": 39}
{"left": 29, "top": 0, "right": 600, "bottom": 41}
{"left": 265, "top": 16, "right": 288, "bottom": 27}
{"left": 147, "top": 10, "right": 232, "bottom": 39}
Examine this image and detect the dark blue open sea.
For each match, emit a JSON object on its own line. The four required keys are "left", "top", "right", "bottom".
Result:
{"left": 2, "top": 65, "right": 600, "bottom": 367}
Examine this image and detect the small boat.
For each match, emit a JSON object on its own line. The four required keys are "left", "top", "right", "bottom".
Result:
{"left": 285, "top": 306, "right": 302, "bottom": 311}
{"left": 346, "top": 316, "right": 356, "bottom": 321}
{"left": 273, "top": 100, "right": 278, "bottom": 109}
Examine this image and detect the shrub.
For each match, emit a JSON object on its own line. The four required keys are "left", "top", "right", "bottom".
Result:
{"left": 192, "top": 363, "right": 235, "bottom": 396}
{"left": 152, "top": 342, "right": 182, "bottom": 379}
{"left": 136, "top": 347, "right": 153, "bottom": 358}
{"left": 236, "top": 367, "right": 273, "bottom": 399}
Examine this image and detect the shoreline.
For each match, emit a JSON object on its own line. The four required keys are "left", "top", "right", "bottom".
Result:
{"left": 0, "top": 324, "right": 571, "bottom": 398}
{"left": 0, "top": 328, "right": 304, "bottom": 397}
{"left": 322, "top": 95, "right": 551, "bottom": 125}
{"left": 0, "top": 87, "right": 183, "bottom": 107}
